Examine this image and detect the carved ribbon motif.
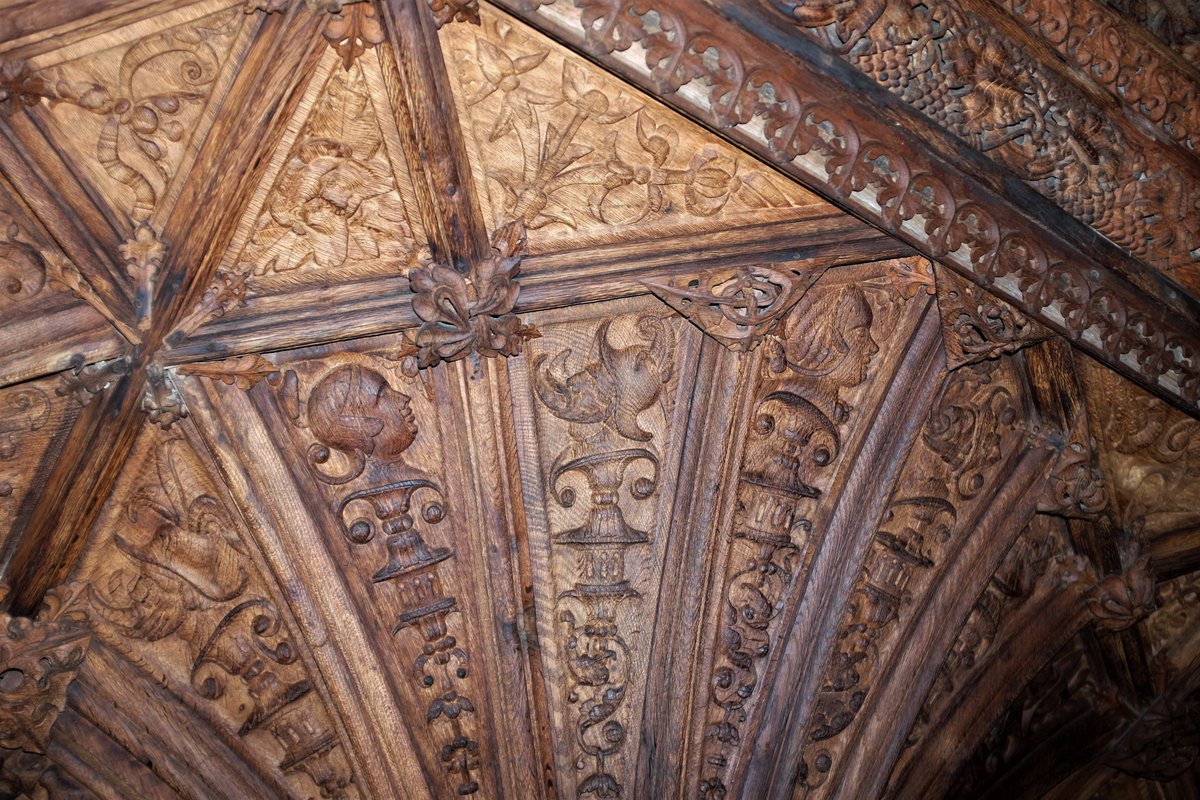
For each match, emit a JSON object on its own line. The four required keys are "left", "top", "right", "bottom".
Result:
{"left": 1, "top": 9, "right": 244, "bottom": 327}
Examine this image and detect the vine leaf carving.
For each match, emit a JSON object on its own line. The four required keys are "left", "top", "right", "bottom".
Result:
{"left": 397, "top": 221, "right": 539, "bottom": 373}
{"left": 0, "top": 582, "right": 91, "bottom": 754}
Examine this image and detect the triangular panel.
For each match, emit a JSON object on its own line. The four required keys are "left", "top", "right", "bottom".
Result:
{"left": 441, "top": 6, "right": 835, "bottom": 254}
{"left": 21, "top": 3, "right": 254, "bottom": 234}
{"left": 212, "top": 48, "right": 427, "bottom": 298}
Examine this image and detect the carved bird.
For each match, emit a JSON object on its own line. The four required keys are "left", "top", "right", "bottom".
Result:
{"left": 532, "top": 317, "right": 672, "bottom": 441}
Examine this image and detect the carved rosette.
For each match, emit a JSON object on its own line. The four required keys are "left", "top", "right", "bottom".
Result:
{"left": 531, "top": 314, "right": 674, "bottom": 797}
{"left": 281, "top": 361, "right": 482, "bottom": 795}
{"left": 0, "top": 582, "right": 91, "bottom": 753}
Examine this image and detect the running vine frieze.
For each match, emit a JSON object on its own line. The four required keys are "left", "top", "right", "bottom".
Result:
{"left": 502, "top": 0, "right": 1200, "bottom": 410}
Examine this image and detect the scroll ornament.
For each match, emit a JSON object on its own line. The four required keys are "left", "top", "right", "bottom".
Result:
{"left": 0, "top": 583, "right": 92, "bottom": 753}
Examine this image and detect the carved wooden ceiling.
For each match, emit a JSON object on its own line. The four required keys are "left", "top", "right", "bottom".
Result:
{"left": 1, "top": 1, "right": 1199, "bottom": 799}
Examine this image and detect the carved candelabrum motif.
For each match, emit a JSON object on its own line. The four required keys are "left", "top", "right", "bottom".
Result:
{"left": 530, "top": 313, "right": 675, "bottom": 798}
{"left": 0, "top": 582, "right": 91, "bottom": 754}
{"left": 441, "top": 8, "right": 817, "bottom": 249}
{"left": 1, "top": 8, "right": 248, "bottom": 326}
{"left": 795, "top": 356, "right": 1027, "bottom": 796}
{"left": 281, "top": 358, "right": 483, "bottom": 795}
{"left": 698, "top": 280, "right": 901, "bottom": 800}
{"left": 81, "top": 429, "right": 356, "bottom": 798}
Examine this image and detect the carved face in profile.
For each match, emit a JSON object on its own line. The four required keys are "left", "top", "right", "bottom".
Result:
{"left": 308, "top": 364, "right": 418, "bottom": 461}
{"left": 781, "top": 286, "right": 878, "bottom": 396}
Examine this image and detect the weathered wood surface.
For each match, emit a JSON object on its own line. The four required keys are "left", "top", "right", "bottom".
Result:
{"left": 0, "top": 0, "right": 1197, "bottom": 797}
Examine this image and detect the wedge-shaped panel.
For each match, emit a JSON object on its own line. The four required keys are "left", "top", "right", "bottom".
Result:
{"left": 0, "top": 374, "right": 83, "bottom": 561}
{"left": 441, "top": 5, "right": 832, "bottom": 254}
{"left": 74, "top": 420, "right": 358, "bottom": 799}
{"left": 506, "top": 296, "right": 700, "bottom": 796}
{"left": 16, "top": 2, "right": 254, "bottom": 236}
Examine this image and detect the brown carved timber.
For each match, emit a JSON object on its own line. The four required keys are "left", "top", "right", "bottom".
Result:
{"left": 494, "top": 0, "right": 1200, "bottom": 416}
{"left": 376, "top": 0, "right": 491, "bottom": 271}
{"left": 1, "top": 365, "right": 143, "bottom": 617}
{"left": 0, "top": 581, "right": 91, "bottom": 754}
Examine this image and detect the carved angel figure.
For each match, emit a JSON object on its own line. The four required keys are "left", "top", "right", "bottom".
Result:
{"left": 533, "top": 316, "right": 673, "bottom": 442}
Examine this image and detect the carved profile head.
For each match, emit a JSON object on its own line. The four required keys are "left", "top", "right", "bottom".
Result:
{"left": 780, "top": 286, "right": 879, "bottom": 414}
{"left": 308, "top": 364, "right": 418, "bottom": 462}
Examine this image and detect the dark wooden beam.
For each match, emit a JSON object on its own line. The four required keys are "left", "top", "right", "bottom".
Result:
{"left": 2, "top": 362, "right": 143, "bottom": 616}
{"left": 377, "top": 0, "right": 491, "bottom": 271}
{"left": 152, "top": 4, "right": 328, "bottom": 351}
{"left": 0, "top": 6, "right": 332, "bottom": 616}
{"left": 492, "top": 0, "right": 1200, "bottom": 417}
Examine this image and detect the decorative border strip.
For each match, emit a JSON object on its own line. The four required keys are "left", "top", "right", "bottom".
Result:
{"left": 492, "top": 0, "right": 1200, "bottom": 411}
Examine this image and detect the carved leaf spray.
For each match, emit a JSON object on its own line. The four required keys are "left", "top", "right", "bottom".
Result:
{"left": 397, "top": 220, "right": 539, "bottom": 374}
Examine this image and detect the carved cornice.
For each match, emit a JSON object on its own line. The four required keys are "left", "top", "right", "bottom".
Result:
{"left": 494, "top": 0, "right": 1200, "bottom": 415}
{"left": 763, "top": 0, "right": 1200, "bottom": 278}
{"left": 0, "top": 582, "right": 91, "bottom": 754}
{"left": 998, "top": 0, "right": 1200, "bottom": 155}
